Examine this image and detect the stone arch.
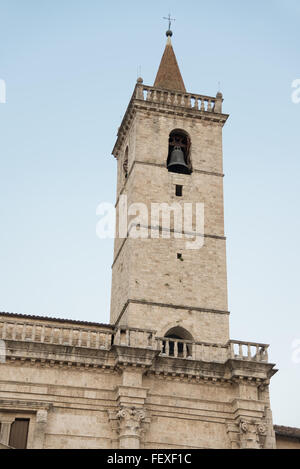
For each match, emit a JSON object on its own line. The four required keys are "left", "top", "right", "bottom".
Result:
{"left": 164, "top": 326, "right": 194, "bottom": 342}
{"left": 162, "top": 326, "right": 194, "bottom": 358}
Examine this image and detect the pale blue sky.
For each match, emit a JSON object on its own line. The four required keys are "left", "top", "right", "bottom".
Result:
{"left": 0, "top": 0, "right": 299, "bottom": 427}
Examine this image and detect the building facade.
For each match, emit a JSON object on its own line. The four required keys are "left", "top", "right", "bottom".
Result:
{"left": 0, "top": 31, "right": 298, "bottom": 450}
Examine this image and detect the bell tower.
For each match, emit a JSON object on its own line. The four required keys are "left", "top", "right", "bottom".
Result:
{"left": 110, "top": 29, "right": 229, "bottom": 345}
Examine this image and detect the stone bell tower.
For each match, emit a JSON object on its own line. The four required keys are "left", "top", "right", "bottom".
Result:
{"left": 110, "top": 29, "right": 229, "bottom": 345}
{"left": 0, "top": 27, "right": 280, "bottom": 451}
{"left": 107, "top": 29, "right": 277, "bottom": 450}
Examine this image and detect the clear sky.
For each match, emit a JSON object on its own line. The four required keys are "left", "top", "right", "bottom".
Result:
{"left": 0, "top": 0, "right": 299, "bottom": 427}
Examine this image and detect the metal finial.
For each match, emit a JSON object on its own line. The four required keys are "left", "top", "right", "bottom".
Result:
{"left": 163, "top": 13, "right": 175, "bottom": 36}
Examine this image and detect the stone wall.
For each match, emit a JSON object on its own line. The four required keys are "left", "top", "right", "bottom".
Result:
{"left": 0, "top": 313, "right": 277, "bottom": 449}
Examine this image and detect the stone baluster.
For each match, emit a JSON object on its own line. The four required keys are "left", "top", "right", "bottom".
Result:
{"left": 193, "top": 97, "right": 199, "bottom": 110}
{"left": 31, "top": 324, "right": 36, "bottom": 342}
{"left": 126, "top": 329, "right": 130, "bottom": 346}
{"left": 78, "top": 330, "right": 82, "bottom": 347}
{"left": 87, "top": 331, "right": 91, "bottom": 348}
{"left": 183, "top": 342, "right": 187, "bottom": 359}
{"left": 68, "top": 328, "right": 73, "bottom": 346}
{"left": 239, "top": 343, "right": 243, "bottom": 359}
{"left": 41, "top": 325, "right": 45, "bottom": 343}
{"left": 185, "top": 95, "right": 191, "bottom": 107}
{"left": 200, "top": 98, "right": 205, "bottom": 111}
{"left": 165, "top": 340, "right": 170, "bottom": 356}
{"left": 199, "top": 343, "right": 204, "bottom": 361}
{"left": 263, "top": 347, "right": 268, "bottom": 362}
{"left": 174, "top": 341, "right": 178, "bottom": 358}
{"left": 2, "top": 322, "right": 7, "bottom": 340}
{"left": 21, "top": 324, "right": 26, "bottom": 341}
{"left": 95, "top": 331, "right": 100, "bottom": 349}
{"left": 248, "top": 344, "right": 252, "bottom": 360}
{"left": 189, "top": 342, "right": 194, "bottom": 359}
{"left": 207, "top": 99, "right": 213, "bottom": 112}
{"left": 49, "top": 327, "right": 54, "bottom": 344}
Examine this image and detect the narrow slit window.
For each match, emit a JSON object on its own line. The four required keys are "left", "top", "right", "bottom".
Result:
{"left": 176, "top": 185, "right": 183, "bottom": 197}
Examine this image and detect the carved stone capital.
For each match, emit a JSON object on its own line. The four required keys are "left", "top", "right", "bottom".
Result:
{"left": 116, "top": 406, "right": 146, "bottom": 437}
{"left": 109, "top": 406, "right": 149, "bottom": 449}
{"left": 238, "top": 419, "right": 268, "bottom": 449}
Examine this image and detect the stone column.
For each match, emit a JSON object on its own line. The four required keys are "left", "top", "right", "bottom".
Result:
{"left": 32, "top": 410, "right": 48, "bottom": 449}
{"left": 116, "top": 407, "right": 146, "bottom": 449}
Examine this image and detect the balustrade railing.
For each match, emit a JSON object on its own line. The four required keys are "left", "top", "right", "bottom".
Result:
{"left": 0, "top": 319, "right": 113, "bottom": 350}
{"left": 156, "top": 337, "right": 269, "bottom": 363}
{"left": 0, "top": 318, "right": 269, "bottom": 363}
{"left": 135, "top": 84, "right": 223, "bottom": 114}
{"left": 113, "top": 327, "right": 156, "bottom": 349}
{"left": 229, "top": 340, "right": 269, "bottom": 362}
{"left": 156, "top": 337, "right": 228, "bottom": 362}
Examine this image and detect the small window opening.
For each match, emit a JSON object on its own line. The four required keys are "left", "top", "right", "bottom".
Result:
{"left": 176, "top": 185, "right": 183, "bottom": 197}
{"left": 177, "top": 253, "right": 183, "bottom": 261}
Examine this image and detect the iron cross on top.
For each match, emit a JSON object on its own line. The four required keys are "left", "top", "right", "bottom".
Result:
{"left": 163, "top": 14, "right": 176, "bottom": 30}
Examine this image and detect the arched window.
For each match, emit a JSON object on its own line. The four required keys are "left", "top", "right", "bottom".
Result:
{"left": 163, "top": 326, "right": 193, "bottom": 358}
{"left": 123, "top": 146, "right": 128, "bottom": 178}
{"left": 167, "top": 129, "right": 192, "bottom": 175}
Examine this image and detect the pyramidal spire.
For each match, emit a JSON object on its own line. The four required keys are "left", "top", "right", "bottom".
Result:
{"left": 154, "top": 28, "right": 186, "bottom": 93}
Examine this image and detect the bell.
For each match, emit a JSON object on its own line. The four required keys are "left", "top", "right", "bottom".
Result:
{"left": 167, "top": 146, "right": 190, "bottom": 174}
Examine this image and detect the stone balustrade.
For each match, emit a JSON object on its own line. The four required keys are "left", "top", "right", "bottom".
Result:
{"left": 0, "top": 318, "right": 113, "bottom": 350}
{"left": 0, "top": 317, "right": 269, "bottom": 363}
{"left": 156, "top": 337, "right": 269, "bottom": 363}
{"left": 229, "top": 340, "right": 269, "bottom": 362}
{"left": 113, "top": 327, "right": 156, "bottom": 349}
{"left": 135, "top": 84, "right": 223, "bottom": 114}
{"left": 156, "top": 337, "right": 228, "bottom": 362}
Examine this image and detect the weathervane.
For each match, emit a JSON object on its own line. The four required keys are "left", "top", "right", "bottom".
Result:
{"left": 163, "top": 13, "right": 175, "bottom": 36}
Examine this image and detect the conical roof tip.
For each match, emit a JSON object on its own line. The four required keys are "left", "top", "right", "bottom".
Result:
{"left": 154, "top": 34, "right": 186, "bottom": 93}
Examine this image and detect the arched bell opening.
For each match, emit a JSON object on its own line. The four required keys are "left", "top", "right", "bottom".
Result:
{"left": 167, "top": 129, "right": 192, "bottom": 175}
{"left": 162, "top": 326, "right": 193, "bottom": 358}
